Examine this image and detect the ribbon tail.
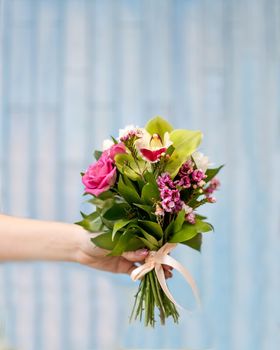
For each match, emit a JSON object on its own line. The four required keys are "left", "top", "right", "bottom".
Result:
{"left": 161, "top": 254, "right": 201, "bottom": 308}
{"left": 131, "top": 263, "right": 154, "bottom": 281}
{"left": 154, "top": 264, "right": 184, "bottom": 310}
{"left": 130, "top": 242, "right": 201, "bottom": 312}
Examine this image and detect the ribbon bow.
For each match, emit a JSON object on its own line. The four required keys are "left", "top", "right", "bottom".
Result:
{"left": 130, "top": 243, "right": 201, "bottom": 310}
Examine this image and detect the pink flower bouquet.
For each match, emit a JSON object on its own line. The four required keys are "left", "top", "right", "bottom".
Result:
{"left": 77, "top": 116, "right": 222, "bottom": 326}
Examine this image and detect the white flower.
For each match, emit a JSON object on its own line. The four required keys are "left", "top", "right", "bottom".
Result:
{"left": 192, "top": 151, "right": 210, "bottom": 172}
{"left": 102, "top": 139, "right": 114, "bottom": 151}
{"left": 182, "top": 203, "right": 193, "bottom": 214}
{"left": 135, "top": 130, "right": 173, "bottom": 163}
{"left": 118, "top": 125, "right": 140, "bottom": 140}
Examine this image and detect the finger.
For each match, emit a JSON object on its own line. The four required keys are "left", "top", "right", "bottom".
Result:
{"left": 122, "top": 249, "right": 149, "bottom": 262}
{"left": 126, "top": 263, "right": 138, "bottom": 276}
{"left": 164, "top": 270, "right": 173, "bottom": 279}
{"left": 162, "top": 264, "right": 173, "bottom": 272}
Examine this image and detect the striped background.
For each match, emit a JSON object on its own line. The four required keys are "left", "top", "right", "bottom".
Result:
{"left": 0, "top": 0, "right": 280, "bottom": 349}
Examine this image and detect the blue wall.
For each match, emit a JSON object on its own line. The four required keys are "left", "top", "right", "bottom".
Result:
{"left": 0, "top": 0, "right": 279, "bottom": 349}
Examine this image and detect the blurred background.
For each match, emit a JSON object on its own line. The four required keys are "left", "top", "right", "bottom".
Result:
{"left": 0, "top": 0, "right": 279, "bottom": 349}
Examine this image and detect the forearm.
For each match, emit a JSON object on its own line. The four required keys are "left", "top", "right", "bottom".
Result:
{"left": 0, "top": 214, "right": 85, "bottom": 262}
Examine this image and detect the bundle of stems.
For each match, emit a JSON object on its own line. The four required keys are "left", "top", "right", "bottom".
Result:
{"left": 130, "top": 270, "right": 179, "bottom": 327}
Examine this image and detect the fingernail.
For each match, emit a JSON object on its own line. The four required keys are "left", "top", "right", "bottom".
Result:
{"left": 136, "top": 248, "right": 149, "bottom": 256}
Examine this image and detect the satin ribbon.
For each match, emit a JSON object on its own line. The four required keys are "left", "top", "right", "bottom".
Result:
{"left": 130, "top": 243, "right": 201, "bottom": 310}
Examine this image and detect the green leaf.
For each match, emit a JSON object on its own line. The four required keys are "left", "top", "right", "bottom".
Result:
{"left": 112, "top": 219, "right": 131, "bottom": 240}
{"left": 141, "top": 231, "right": 159, "bottom": 248}
{"left": 169, "top": 219, "right": 213, "bottom": 243}
{"left": 97, "top": 191, "right": 115, "bottom": 200}
{"left": 80, "top": 211, "right": 99, "bottom": 221}
{"left": 100, "top": 217, "right": 115, "bottom": 230}
{"left": 143, "top": 171, "right": 157, "bottom": 184}
{"left": 111, "top": 136, "right": 118, "bottom": 144}
{"left": 133, "top": 203, "right": 153, "bottom": 215}
{"left": 164, "top": 220, "right": 175, "bottom": 240}
{"left": 166, "top": 145, "right": 175, "bottom": 156}
{"left": 195, "top": 220, "right": 213, "bottom": 233}
{"left": 138, "top": 237, "right": 158, "bottom": 250}
{"left": 169, "top": 222, "right": 198, "bottom": 243}
{"left": 115, "top": 153, "right": 145, "bottom": 181}
{"left": 103, "top": 203, "right": 130, "bottom": 221}
{"left": 141, "top": 182, "right": 160, "bottom": 205}
{"left": 136, "top": 177, "right": 146, "bottom": 192}
{"left": 205, "top": 165, "right": 224, "bottom": 183}
{"left": 109, "top": 229, "right": 135, "bottom": 256}
{"left": 118, "top": 175, "right": 141, "bottom": 204}
{"left": 88, "top": 193, "right": 115, "bottom": 210}
{"left": 173, "top": 210, "right": 185, "bottom": 233}
{"left": 165, "top": 129, "right": 202, "bottom": 178}
{"left": 76, "top": 217, "right": 103, "bottom": 232}
{"left": 138, "top": 220, "right": 163, "bottom": 238}
{"left": 124, "top": 222, "right": 160, "bottom": 247}
{"left": 91, "top": 231, "right": 121, "bottom": 250}
{"left": 124, "top": 237, "right": 145, "bottom": 251}
{"left": 181, "top": 233, "right": 202, "bottom": 252}
{"left": 122, "top": 173, "right": 138, "bottom": 189}
{"left": 75, "top": 211, "right": 103, "bottom": 232}
{"left": 94, "top": 150, "right": 103, "bottom": 160}
{"left": 145, "top": 116, "right": 173, "bottom": 140}
{"left": 196, "top": 214, "right": 207, "bottom": 220}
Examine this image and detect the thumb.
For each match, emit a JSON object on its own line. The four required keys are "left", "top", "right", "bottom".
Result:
{"left": 122, "top": 248, "right": 149, "bottom": 262}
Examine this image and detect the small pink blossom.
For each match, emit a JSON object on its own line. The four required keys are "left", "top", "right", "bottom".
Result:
{"left": 119, "top": 126, "right": 143, "bottom": 142}
{"left": 198, "top": 180, "right": 206, "bottom": 187}
{"left": 182, "top": 204, "right": 193, "bottom": 215}
{"left": 179, "top": 160, "right": 194, "bottom": 176}
{"left": 192, "top": 169, "right": 206, "bottom": 182}
{"left": 207, "top": 196, "right": 217, "bottom": 203}
{"left": 186, "top": 212, "right": 196, "bottom": 224}
{"left": 160, "top": 188, "right": 183, "bottom": 213}
{"left": 175, "top": 175, "right": 191, "bottom": 189}
{"left": 157, "top": 173, "right": 183, "bottom": 214}
{"left": 157, "top": 173, "right": 175, "bottom": 189}
{"left": 205, "top": 177, "right": 221, "bottom": 195}
{"left": 155, "top": 204, "right": 165, "bottom": 216}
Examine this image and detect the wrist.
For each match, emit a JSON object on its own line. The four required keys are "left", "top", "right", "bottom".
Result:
{"left": 69, "top": 224, "right": 88, "bottom": 263}
{"left": 0, "top": 215, "right": 90, "bottom": 263}
{"left": 48, "top": 222, "right": 87, "bottom": 263}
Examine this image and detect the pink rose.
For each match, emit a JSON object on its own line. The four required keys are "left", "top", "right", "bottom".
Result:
{"left": 107, "top": 143, "right": 126, "bottom": 161}
{"left": 82, "top": 154, "right": 117, "bottom": 196}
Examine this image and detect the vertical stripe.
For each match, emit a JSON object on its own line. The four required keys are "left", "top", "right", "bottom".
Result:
{"left": 111, "top": 0, "right": 122, "bottom": 133}
{"left": 55, "top": 1, "right": 66, "bottom": 350}
{"left": 41, "top": 264, "right": 62, "bottom": 350}
{"left": 13, "top": 264, "right": 35, "bottom": 350}
{"left": 85, "top": 2, "right": 98, "bottom": 348}
{"left": 1, "top": 0, "right": 16, "bottom": 347}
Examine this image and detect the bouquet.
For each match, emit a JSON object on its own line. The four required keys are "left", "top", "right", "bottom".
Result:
{"left": 77, "top": 116, "right": 222, "bottom": 326}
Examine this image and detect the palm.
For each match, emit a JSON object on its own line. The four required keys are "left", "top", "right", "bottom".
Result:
{"left": 76, "top": 232, "right": 172, "bottom": 278}
{"left": 76, "top": 235, "right": 138, "bottom": 274}
{"left": 77, "top": 247, "right": 136, "bottom": 274}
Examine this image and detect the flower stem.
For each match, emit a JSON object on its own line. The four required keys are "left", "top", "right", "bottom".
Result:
{"left": 152, "top": 271, "right": 167, "bottom": 324}
{"left": 129, "top": 270, "right": 180, "bottom": 327}
{"left": 148, "top": 271, "right": 165, "bottom": 325}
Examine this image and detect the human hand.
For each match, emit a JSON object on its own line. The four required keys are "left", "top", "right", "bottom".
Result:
{"left": 75, "top": 230, "right": 173, "bottom": 277}
{"left": 0, "top": 215, "right": 172, "bottom": 277}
